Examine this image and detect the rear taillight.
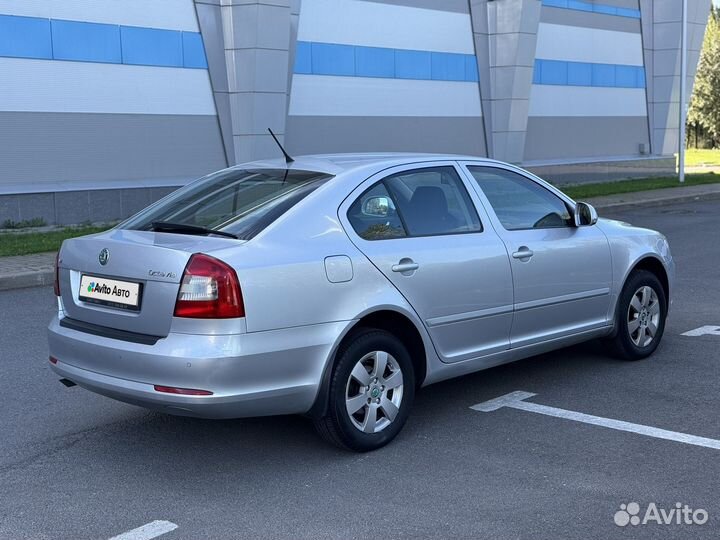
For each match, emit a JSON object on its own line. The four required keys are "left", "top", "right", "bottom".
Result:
{"left": 174, "top": 253, "right": 244, "bottom": 319}
{"left": 53, "top": 252, "right": 60, "bottom": 296}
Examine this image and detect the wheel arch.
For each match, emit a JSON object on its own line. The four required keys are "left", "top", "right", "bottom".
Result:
{"left": 609, "top": 254, "right": 670, "bottom": 337}
{"left": 627, "top": 255, "right": 670, "bottom": 302}
{"left": 307, "top": 307, "right": 429, "bottom": 419}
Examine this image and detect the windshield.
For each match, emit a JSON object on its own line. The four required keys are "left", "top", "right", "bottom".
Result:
{"left": 121, "top": 168, "right": 332, "bottom": 240}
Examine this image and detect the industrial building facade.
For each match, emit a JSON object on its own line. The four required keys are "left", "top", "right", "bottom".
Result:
{"left": 0, "top": 0, "right": 710, "bottom": 225}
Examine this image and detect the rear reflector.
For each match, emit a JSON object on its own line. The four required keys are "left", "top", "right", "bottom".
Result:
{"left": 49, "top": 356, "right": 58, "bottom": 364}
{"left": 154, "top": 385, "right": 213, "bottom": 396}
{"left": 174, "top": 253, "right": 244, "bottom": 319}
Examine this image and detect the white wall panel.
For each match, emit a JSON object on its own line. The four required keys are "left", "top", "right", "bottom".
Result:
{"left": 297, "top": 0, "right": 475, "bottom": 53}
{"left": 0, "top": 58, "right": 216, "bottom": 115}
{"left": 536, "top": 23, "right": 644, "bottom": 66}
{"left": 289, "top": 74, "right": 482, "bottom": 117}
{"left": 528, "top": 85, "right": 648, "bottom": 117}
{"left": 0, "top": 0, "right": 199, "bottom": 31}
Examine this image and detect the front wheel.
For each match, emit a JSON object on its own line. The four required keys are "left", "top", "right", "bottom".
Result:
{"left": 607, "top": 270, "right": 667, "bottom": 360}
{"left": 314, "top": 329, "right": 415, "bottom": 452}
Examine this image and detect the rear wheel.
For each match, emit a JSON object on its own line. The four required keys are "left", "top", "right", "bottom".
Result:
{"left": 314, "top": 329, "right": 415, "bottom": 452}
{"left": 607, "top": 270, "right": 667, "bottom": 360}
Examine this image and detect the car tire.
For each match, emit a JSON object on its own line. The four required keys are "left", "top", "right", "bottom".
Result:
{"left": 607, "top": 270, "right": 667, "bottom": 361}
{"left": 314, "top": 329, "right": 415, "bottom": 452}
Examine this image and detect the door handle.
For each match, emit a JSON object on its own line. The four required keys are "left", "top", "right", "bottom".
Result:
{"left": 392, "top": 260, "right": 419, "bottom": 273}
{"left": 512, "top": 247, "right": 534, "bottom": 260}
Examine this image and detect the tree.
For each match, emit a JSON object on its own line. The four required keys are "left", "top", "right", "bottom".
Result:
{"left": 688, "top": 7, "right": 720, "bottom": 148}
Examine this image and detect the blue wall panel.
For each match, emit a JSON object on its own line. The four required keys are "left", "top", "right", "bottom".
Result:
{"left": 431, "top": 52, "right": 466, "bottom": 82}
{"left": 0, "top": 13, "right": 208, "bottom": 69}
{"left": 181, "top": 31, "right": 207, "bottom": 69}
{"left": 355, "top": 46, "right": 395, "bottom": 78}
{"left": 464, "top": 56, "right": 479, "bottom": 83}
{"left": 592, "top": 4, "right": 617, "bottom": 16}
{"left": 294, "top": 41, "right": 479, "bottom": 83}
{"left": 120, "top": 26, "right": 183, "bottom": 68}
{"left": 592, "top": 63, "right": 616, "bottom": 87}
{"left": 539, "top": 59, "right": 568, "bottom": 85}
{"left": 616, "top": 7, "right": 642, "bottom": 18}
{"left": 535, "top": 59, "right": 646, "bottom": 88}
{"left": 567, "top": 0, "right": 593, "bottom": 12}
{"left": 533, "top": 61, "right": 542, "bottom": 84}
{"left": 395, "top": 49, "right": 432, "bottom": 80}
{"left": 567, "top": 61, "right": 592, "bottom": 86}
{"left": 0, "top": 14, "right": 52, "bottom": 59}
{"left": 311, "top": 42, "right": 355, "bottom": 76}
{"left": 614, "top": 64, "right": 637, "bottom": 88}
{"left": 51, "top": 19, "right": 121, "bottom": 63}
{"left": 541, "top": 0, "right": 641, "bottom": 18}
{"left": 636, "top": 68, "right": 646, "bottom": 88}
{"left": 294, "top": 41, "right": 312, "bottom": 74}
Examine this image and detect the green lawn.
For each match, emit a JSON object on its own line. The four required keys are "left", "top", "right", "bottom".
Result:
{"left": 0, "top": 225, "right": 110, "bottom": 257}
{"left": 683, "top": 148, "right": 720, "bottom": 168}
{"left": 557, "top": 173, "right": 720, "bottom": 200}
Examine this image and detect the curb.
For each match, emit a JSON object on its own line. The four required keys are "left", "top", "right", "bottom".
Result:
{"left": 589, "top": 189, "right": 720, "bottom": 212}
{"left": 0, "top": 269, "right": 54, "bottom": 292}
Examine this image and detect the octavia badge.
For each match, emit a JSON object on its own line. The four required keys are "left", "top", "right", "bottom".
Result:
{"left": 99, "top": 248, "right": 110, "bottom": 266}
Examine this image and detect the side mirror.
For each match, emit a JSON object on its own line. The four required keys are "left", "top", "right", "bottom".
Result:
{"left": 574, "top": 201, "right": 598, "bottom": 226}
{"left": 363, "top": 196, "right": 390, "bottom": 217}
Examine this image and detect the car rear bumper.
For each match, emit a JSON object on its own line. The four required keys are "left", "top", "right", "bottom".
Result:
{"left": 47, "top": 315, "right": 348, "bottom": 419}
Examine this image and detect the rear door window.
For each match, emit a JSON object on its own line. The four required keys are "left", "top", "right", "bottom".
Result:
{"left": 347, "top": 183, "right": 406, "bottom": 241}
{"left": 347, "top": 166, "right": 482, "bottom": 240}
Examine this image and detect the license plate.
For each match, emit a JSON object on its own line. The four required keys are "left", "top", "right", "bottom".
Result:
{"left": 79, "top": 275, "right": 142, "bottom": 310}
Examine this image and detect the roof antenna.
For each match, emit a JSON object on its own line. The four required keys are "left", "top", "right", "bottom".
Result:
{"left": 267, "top": 128, "right": 294, "bottom": 164}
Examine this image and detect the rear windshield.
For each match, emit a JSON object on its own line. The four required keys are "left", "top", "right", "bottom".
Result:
{"left": 121, "top": 168, "right": 332, "bottom": 240}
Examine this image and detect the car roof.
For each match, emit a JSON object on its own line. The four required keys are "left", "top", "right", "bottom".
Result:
{"left": 236, "top": 152, "right": 577, "bottom": 206}
{"left": 238, "top": 153, "right": 510, "bottom": 176}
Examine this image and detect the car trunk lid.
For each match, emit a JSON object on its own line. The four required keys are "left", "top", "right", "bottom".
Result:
{"left": 58, "top": 229, "right": 244, "bottom": 338}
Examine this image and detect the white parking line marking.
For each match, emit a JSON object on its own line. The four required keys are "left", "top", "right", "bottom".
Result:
{"left": 471, "top": 391, "right": 720, "bottom": 450}
{"left": 109, "top": 521, "right": 178, "bottom": 540}
{"left": 681, "top": 325, "right": 720, "bottom": 337}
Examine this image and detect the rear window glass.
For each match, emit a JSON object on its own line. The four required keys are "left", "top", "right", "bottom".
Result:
{"left": 121, "top": 169, "right": 332, "bottom": 240}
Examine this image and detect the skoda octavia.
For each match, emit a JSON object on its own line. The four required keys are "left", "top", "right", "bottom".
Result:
{"left": 48, "top": 154, "right": 674, "bottom": 451}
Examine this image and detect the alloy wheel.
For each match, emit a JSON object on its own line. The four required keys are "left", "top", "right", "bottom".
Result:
{"left": 345, "top": 350, "right": 404, "bottom": 434}
{"left": 627, "top": 285, "right": 661, "bottom": 347}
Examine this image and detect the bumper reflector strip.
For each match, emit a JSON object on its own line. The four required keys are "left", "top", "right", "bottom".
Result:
{"left": 153, "top": 385, "right": 213, "bottom": 396}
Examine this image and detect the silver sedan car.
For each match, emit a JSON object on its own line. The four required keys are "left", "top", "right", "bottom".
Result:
{"left": 48, "top": 154, "right": 674, "bottom": 451}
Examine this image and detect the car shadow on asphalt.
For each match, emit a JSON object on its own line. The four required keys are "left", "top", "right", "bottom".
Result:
{"left": 69, "top": 340, "right": 620, "bottom": 472}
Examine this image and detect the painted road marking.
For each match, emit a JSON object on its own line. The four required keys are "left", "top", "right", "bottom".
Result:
{"left": 681, "top": 325, "right": 720, "bottom": 337}
{"left": 109, "top": 521, "right": 178, "bottom": 540}
{"left": 471, "top": 391, "right": 720, "bottom": 450}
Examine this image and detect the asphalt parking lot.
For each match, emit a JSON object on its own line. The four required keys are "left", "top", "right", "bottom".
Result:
{"left": 1, "top": 198, "right": 718, "bottom": 539}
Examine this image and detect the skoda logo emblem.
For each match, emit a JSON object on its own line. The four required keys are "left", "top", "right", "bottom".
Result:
{"left": 99, "top": 248, "right": 110, "bottom": 266}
